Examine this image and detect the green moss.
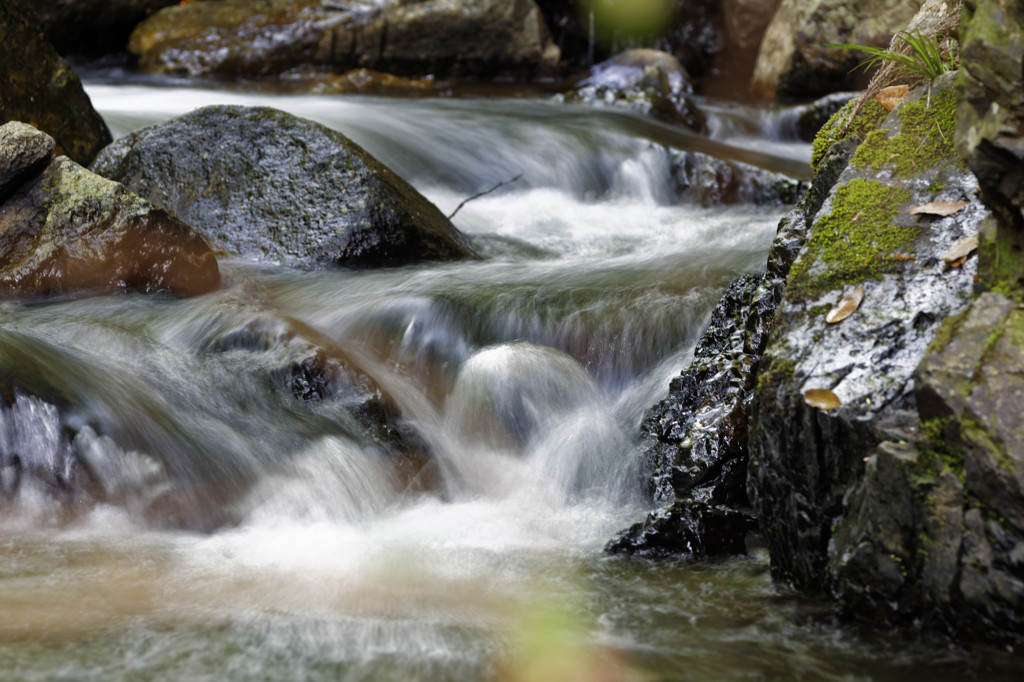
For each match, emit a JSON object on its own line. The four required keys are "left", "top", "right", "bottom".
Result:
{"left": 851, "top": 89, "right": 960, "bottom": 177}
{"left": 914, "top": 417, "right": 966, "bottom": 485}
{"left": 787, "top": 179, "right": 915, "bottom": 299}
{"left": 810, "top": 98, "right": 888, "bottom": 172}
{"left": 756, "top": 355, "right": 796, "bottom": 391}
{"left": 926, "top": 308, "right": 969, "bottom": 355}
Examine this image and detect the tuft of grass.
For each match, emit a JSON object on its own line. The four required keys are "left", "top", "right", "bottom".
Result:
{"left": 829, "top": 29, "right": 959, "bottom": 83}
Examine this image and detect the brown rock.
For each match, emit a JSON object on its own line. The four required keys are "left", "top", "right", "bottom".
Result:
{"left": 0, "top": 156, "right": 219, "bottom": 299}
{"left": 0, "top": 0, "right": 112, "bottom": 165}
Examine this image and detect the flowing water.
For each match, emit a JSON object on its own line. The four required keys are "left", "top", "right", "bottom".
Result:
{"left": 0, "top": 84, "right": 1019, "bottom": 681}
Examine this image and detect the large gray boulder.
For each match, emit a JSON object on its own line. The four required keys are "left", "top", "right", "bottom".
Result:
{"left": 749, "top": 0, "right": 925, "bottom": 99}
{"left": 128, "top": 0, "right": 560, "bottom": 81}
{"left": 91, "top": 105, "right": 477, "bottom": 268}
{"left": 0, "top": 0, "right": 112, "bottom": 165}
{"left": 0, "top": 122, "right": 219, "bottom": 300}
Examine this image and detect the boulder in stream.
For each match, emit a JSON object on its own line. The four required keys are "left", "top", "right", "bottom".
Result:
{"left": 91, "top": 105, "right": 477, "bottom": 268}
{"left": 0, "top": 0, "right": 113, "bottom": 166}
{"left": 749, "top": 0, "right": 925, "bottom": 99}
{"left": 563, "top": 48, "right": 707, "bottom": 133}
{"left": 747, "top": 65, "right": 1024, "bottom": 643}
{"left": 0, "top": 122, "right": 220, "bottom": 300}
{"left": 128, "top": 0, "right": 560, "bottom": 81}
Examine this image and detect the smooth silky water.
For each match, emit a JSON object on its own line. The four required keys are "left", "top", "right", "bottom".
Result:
{"left": 0, "top": 85, "right": 1018, "bottom": 681}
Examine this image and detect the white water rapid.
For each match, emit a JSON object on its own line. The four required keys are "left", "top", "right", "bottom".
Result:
{"left": 0, "top": 84, "right": 1015, "bottom": 682}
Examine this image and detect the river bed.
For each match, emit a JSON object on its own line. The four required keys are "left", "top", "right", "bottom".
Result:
{"left": 0, "top": 84, "right": 1019, "bottom": 680}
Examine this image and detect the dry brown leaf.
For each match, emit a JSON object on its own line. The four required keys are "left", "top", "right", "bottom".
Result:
{"left": 804, "top": 388, "right": 842, "bottom": 410}
{"left": 944, "top": 234, "right": 980, "bottom": 267}
{"left": 826, "top": 286, "right": 864, "bottom": 324}
{"left": 910, "top": 200, "right": 969, "bottom": 217}
{"left": 875, "top": 85, "right": 909, "bottom": 112}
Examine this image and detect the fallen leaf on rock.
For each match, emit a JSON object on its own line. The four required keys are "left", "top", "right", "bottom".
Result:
{"left": 943, "top": 234, "right": 979, "bottom": 267}
{"left": 825, "top": 286, "right": 864, "bottom": 324}
{"left": 910, "top": 200, "right": 969, "bottom": 217}
{"left": 804, "top": 388, "right": 842, "bottom": 410}
{"left": 876, "top": 85, "right": 909, "bottom": 112}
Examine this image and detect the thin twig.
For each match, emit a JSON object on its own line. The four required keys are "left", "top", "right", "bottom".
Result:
{"left": 447, "top": 173, "right": 524, "bottom": 220}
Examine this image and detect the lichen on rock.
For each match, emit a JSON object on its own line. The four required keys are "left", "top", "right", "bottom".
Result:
{"left": 0, "top": 122, "right": 219, "bottom": 300}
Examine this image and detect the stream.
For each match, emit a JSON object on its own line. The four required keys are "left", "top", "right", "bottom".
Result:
{"left": 0, "top": 83, "right": 1019, "bottom": 680}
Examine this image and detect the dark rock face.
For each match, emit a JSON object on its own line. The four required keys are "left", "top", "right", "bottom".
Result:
{"left": 32, "top": 0, "right": 177, "bottom": 56}
{"left": 128, "top": 0, "right": 559, "bottom": 81}
{"left": 0, "top": 122, "right": 219, "bottom": 300}
{"left": 956, "top": 0, "right": 1024, "bottom": 298}
{"left": 606, "top": 125, "right": 848, "bottom": 559}
{"left": 0, "top": 0, "right": 112, "bottom": 165}
{"left": 746, "top": 70, "right": 1024, "bottom": 643}
{"left": 914, "top": 293, "right": 1024, "bottom": 637}
{"left": 91, "top": 105, "right": 476, "bottom": 268}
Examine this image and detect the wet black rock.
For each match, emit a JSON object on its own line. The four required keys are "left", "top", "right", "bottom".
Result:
{"left": 92, "top": 105, "right": 477, "bottom": 268}
{"left": 0, "top": 0, "right": 112, "bottom": 165}
{"left": 606, "top": 501, "right": 752, "bottom": 558}
{"left": 746, "top": 71, "right": 1024, "bottom": 643}
{"left": 605, "top": 138, "right": 841, "bottom": 558}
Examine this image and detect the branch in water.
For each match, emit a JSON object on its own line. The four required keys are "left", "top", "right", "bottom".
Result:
{"left": 447, "top": 173, "right": 524, "bottom": 220}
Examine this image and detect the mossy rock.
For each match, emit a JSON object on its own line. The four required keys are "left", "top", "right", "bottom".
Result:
{"left": 0, "top": 154, "right": 219, "bottom": 299}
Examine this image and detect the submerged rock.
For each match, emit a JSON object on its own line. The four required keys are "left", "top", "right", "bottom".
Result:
{"left": 0, "top": 0, "right": 112, "bottom": 165}
{"left": 670, "top": 149, "right": 802, "bottom": 206}
{"left": 210, "top": 314, "right": 428, "bottom": 459}
{"left": 0, "top": 122, "right": 219, "bottom": 300}
{"left": 91, "top": 105, "right": 476, "bottom": 268}
{"left": 128, "top": 0, "right": 560, "bottom": 81}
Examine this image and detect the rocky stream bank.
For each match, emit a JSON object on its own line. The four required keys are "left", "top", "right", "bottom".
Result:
{"left": 1, "top": 0, "right": 1022, "bottom": 652}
